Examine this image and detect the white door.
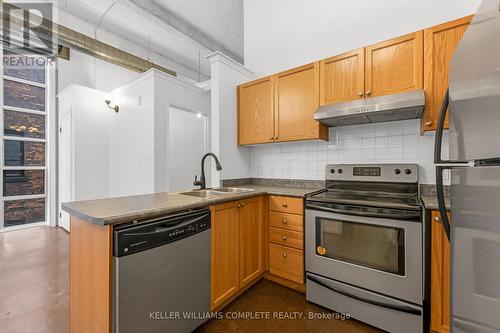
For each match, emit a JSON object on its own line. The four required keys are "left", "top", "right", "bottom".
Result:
{"left": 58, "top": 112, "right": 72, "bottom": 231}
{"left": 168, "top": 107, "right": 208, "bottom": 192}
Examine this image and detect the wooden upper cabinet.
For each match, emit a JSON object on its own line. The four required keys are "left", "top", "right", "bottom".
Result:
{"left": 431, "top": 210, "right": 451, "bottom": 333}
{"left": 365, "top": 31, "right": 424, "bottom": 97}
{"left": 320, "top": 49, "right": 365, "bottom": 105}
{"left": 275, "top": 62, "right": 328, "bottom": 142}
{"left": 423, "top": 16, "right": 472, "bottom": 132}
{"left": 238, "top": 76, "right": 275, "bottom": 145}
{"left": 239, "top": 197, "right": 263, "bottom": 288}
{"left": 210, "top": 202, "right": 239, "bottom": 310}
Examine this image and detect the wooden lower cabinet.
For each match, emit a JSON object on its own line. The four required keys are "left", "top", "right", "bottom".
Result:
{"left": 267, "top": 195, "right": 305, "bottom": 287}
{"left": 239, "top": 197, "right": 264, "bottom": 288}
{"left": 70, "top": 217, "right": 112, "bottom": 333}
{"left": 269, "top": 243, "right": 304, "bottom": 284}
{"left": 269, "top": 227, "right": 303, "bottom": 250}
{"left": 210, "top": 202, "right": 240, "bottom": 310}
{"left": 269, "top": 211, "right": 303, "bottom": 232}
{"left": 210, "top": 196, "right": 264, "bottom": 310}
{"left": 431, "top": 210, "right": 451, "bottom": 333}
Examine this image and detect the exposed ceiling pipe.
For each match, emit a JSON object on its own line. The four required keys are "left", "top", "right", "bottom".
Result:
{"left": 2, "top": 2, "right": 177, "bottom": 77}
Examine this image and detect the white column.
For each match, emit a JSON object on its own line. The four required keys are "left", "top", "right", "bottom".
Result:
{"left": 207, "top": 52, "right": 254, "bottom": 187}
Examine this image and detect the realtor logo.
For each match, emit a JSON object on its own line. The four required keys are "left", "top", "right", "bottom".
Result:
{"left": 2, "top": 1, "right": 56, "bottom": 55}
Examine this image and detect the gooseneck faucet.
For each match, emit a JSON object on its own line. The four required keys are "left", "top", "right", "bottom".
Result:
{"left": 193, "top": 153, "right": 223, "bottom": 189}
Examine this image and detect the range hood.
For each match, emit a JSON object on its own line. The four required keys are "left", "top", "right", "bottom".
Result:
{"left": 314, "top": 90, "right": 425, "bottom": 127}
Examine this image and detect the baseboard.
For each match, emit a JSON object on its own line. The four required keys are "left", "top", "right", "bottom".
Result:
{"left": 263, "top": 272, "right": 306, "bottom": 293}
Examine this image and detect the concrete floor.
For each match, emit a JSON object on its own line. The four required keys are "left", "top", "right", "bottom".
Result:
{"left": 0, "top": 226, "right": 381, "bottom": 333}
{"left": 0, "top": 226, "right": 69, "bottom": 333}
{"left": 196, "top": 280, "right": 382, "bottom": 333}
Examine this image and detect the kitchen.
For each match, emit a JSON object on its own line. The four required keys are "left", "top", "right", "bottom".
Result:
{"left": 0, "top": 0, "right": 498, "bottom": 333}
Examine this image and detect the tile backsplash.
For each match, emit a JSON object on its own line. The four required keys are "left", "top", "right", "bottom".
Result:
{"left": 249, "top": 119, "right": 449, "bottom": 184}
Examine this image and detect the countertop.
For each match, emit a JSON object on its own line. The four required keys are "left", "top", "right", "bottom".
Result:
{"left": 420, "top": 184, "right": 451, "bottom": 211}
{"left": 420, "top": 194, "right": 451, "bottom": 211}
{"left": 62, "top": 185, "right": 322, "bottom": 226}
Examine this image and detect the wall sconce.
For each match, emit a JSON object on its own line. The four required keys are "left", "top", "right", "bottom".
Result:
{"left": 105, "top": 100, "right": 119, "bottom": 113}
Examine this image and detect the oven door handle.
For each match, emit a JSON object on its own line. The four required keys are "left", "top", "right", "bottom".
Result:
{"left": 305, "top": 203, "right": 419, "bottom": 220}
{"left": 307, "top": 275, "right": 422, "bottom": 316}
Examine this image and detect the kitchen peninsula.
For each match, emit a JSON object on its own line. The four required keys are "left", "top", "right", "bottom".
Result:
{"left": 63, "top": 183, "right": 320, "bottom": 333}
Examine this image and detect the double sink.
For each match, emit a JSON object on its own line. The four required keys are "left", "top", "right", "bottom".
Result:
{"left": 179, "top": 187, "right": 255, "bottom": 199}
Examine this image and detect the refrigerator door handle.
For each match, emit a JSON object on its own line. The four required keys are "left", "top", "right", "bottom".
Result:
{"left": 434, "top": 88, "right": 450, "bottom": 164}
{"left": 435, "top": 165, "right": 451, "bottom": 241}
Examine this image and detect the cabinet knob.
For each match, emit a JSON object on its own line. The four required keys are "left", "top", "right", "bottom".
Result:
{"left": 358, "top": 91, "right": 363, "bottom": 97}
{"left": 282, "top": 202, "right": 288, "bottom": 208}
{"left": 425, "top": 121, "right": 433, "bottom": 126}
{"left": 282, "top": 253, "right": 287, "bottom": 258}
{"left": 236, "top": 204, "right": 241, "bottom": 208}
{"left": 241, "top": 202, "right": 246, "bottom": 207}
{"left": 365, "top": 91, "right": 371, "bottom": 96}
{"left": 282, "top": 236, "right": 287, "bottom": 241}
{"left": 282, "top": 220, "right": 287, "bottom": 224}
{"left": 270, "top": 137, "right": 274, "bottom": 141}
{"left": 434, "top": 216, "right": 440, "bottom": 222}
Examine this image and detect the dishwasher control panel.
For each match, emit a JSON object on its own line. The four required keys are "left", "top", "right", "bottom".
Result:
{"left": 113, "top": 209, "right": 211, "bottom": 257}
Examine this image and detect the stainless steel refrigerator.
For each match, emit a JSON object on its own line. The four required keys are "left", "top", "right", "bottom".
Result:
{"left": 434, "top": 0, "right": 500, "bottom": 332}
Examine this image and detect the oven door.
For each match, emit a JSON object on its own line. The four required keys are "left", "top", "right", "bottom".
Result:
{"left": 305, "top": 208, "right": 422, "bottom": 305}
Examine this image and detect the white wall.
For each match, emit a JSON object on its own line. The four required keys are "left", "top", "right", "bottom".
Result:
{"left": 108, "top": 69, "right": 210, "bottom": 197}
{"left": 168, "top": 107, "right": 209, "bottom": 191}
{"left": 57, "top": 84, "right": 113, "bottom": 201}
{"left": 57, "top": 50, "right": 140, "bottom": 93}
{"left": 208, "top": 52, "right": 253, "bottom": 185}
{"left": 108, "top": 74, "right": 156, "bottom": 197}
{"left": 154, "top": 70, "right": 211, "bottom": 191}
{"left": 250, "top": 119, "right": 448, "bottom": 184}
{"left": 244, "top": 0, "right": 481, "bottom": 76}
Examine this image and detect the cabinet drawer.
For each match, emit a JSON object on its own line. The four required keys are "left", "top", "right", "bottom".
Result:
{"left": 269, "top": 227, "right": 303, "bottom": 250}
{"left": 269, "top": 243, "right": 304, "bottom": 284}
{"left": 269, "top": 211, "right": 303, "bottom": 232}
{"left": 269, "top": 196, "right": 303, "bottom": 215}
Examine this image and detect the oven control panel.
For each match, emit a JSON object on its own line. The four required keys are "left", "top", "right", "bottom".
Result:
{"left": 353, "top": 166, "right": 381, "bottom": 177}
{"left": 326, "top": 164, "right": 418, "bottom": 183}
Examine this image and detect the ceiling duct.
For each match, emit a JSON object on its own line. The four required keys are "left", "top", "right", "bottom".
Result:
{"left": 2, "top": 2, "right": 177, "bottom": 76}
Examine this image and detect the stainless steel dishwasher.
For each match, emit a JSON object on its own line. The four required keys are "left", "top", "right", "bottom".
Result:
{"left": 113, "top": 208, "right": 211, "bottom": 333}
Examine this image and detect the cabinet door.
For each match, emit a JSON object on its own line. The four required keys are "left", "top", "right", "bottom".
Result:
{"left": 238, "top": 76, "right": 275, "bottom": 145}
{"left": 423, "top": 16, "right": 472, "bottom": 132}
{"left": 320, "top": 49, "right": 365, "bottom": 105}
{"left": 210, "top": 202, "right": 239, "bottom": 310}
{"left": 239, "top": 196, "right": 263, "bottom": 288}
{"left": 431, "top": 210, "right": 451, "bottom": 333}
{"left": 275, "top": 63, "right": 327, "bottom": 142}
{"left": 365, "top": 31, "right": 423, "bottom": 97}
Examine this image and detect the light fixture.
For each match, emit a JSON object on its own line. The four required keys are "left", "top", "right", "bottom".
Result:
{"left": 197, "top": 113, "right": 203, "bottom": 118}
{"left": 105, "top": 99, "right": 119, "bottom": 113}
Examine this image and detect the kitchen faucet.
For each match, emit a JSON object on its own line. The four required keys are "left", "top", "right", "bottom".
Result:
{"left": 193, "top": 153, "right": 222, "bottom": 189}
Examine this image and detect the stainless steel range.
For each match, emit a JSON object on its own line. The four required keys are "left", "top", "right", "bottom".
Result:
{"left": 305, "top": 164, "right": 423, "bottom": 333}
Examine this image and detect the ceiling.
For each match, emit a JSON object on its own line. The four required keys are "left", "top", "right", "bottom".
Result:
{"left": 154, "top": 0, "right": 243, "bottom": 59}
{"left": 55, "top": 0, "right": 244, "bottom": 81}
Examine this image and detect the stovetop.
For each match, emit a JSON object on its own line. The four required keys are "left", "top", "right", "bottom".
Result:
{"left": 307, "top": 189, "right": 421, "bottom": 210}
{"left": 306, "top": 164, "right": 422, "bottom": 211}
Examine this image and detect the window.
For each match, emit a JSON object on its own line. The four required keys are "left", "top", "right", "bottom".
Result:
{"left": 1, "top": 49, "right": 48, "bottom": 229}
